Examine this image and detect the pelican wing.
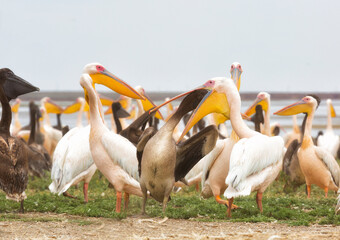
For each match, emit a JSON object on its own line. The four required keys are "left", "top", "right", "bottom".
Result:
{"left": 175, "top": 125, "right": 218, "bottom": 182}
{"left": 317, "top": 132, "right": 340, "bottom": 157}
{"left": 314, "top": 146, "right": 340, "bottom": 187}
{"left": 50, "top": 126, "right": 95, "bottom": 194}
{"left": 120, "top": 110, "right": 155, "bottom": 146}
{"left": 226, "top": 135, "right": 285, "bottom": 190}
{"left": 101, "top": 132, "right": 139, "bottom": 180}
{"left": 136, "top": 127, "right": 157, "bottom": 177}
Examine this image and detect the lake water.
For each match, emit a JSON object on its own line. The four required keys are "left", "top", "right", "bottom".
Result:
{"left": 8, "top": 98, "right": 340, "bottom": 137}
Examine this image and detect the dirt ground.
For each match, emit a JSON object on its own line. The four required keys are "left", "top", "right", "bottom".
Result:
{"left": 0, "top": 213, "right": 339, "bottom": 240}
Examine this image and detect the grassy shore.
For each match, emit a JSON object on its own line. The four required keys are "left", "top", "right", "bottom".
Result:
{"left": 1, "top": 170, "right": 339, "bottom": 226}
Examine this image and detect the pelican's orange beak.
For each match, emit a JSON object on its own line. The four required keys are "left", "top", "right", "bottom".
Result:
{"left": 90, "top": 69, "right": 145, "bottom": 100}
{"left": 329, "top": 101, "right": 336, "bottom": 118}
{"left": 274, "top": 99, "right": 313, "bottom": 116}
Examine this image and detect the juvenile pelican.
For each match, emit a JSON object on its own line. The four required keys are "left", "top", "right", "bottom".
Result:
{"left": 138, "top": 89, "right": 218, "bottom": 214}
{"left": 180, "top": 78, "right": 285, "bottom": 217}
{"left": 275, "top": 96, "right": 340, "bottom": 198}
{"left": 0, "top": 68, "right": 39, "bottom": 212}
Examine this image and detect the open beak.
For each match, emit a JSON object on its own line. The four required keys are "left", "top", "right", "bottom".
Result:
{"left": 44, "top": 98, "right": 64, "bottom": 114}
{"left": 150, "top": 85, "right": 207, "bottom": 115}
{"left": 140, "top": 93, "right": 164, "bottom": 120}
{"left": 244, "top": 97, "right": 268, "bottom": 117}
{"left": 4, "top": 73, "right": 39, "bottom": 101}
{"left": 178, "top": 89, "right": 230, "bottom": 143}
{"left": 90, "top": 69, "right": 144, "bottom": 100}
{"left": 231, "top": 68, "right": 241, "bottom": 91}
{"left": 274, "top": 99, "right": 311, "bottom": 116}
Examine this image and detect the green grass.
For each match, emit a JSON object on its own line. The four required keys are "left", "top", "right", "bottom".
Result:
{"left": 1, "top": 171, "right": 339, "bottom": 226}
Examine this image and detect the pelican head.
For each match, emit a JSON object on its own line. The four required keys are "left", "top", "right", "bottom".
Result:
{"left": 244, "top": 92, "right": 270, "bottom": 117}
{"left": 230, "top": 62, "right": 242, "bottom": 91}
{"left": 82, "top": 63, "right": 144, "bottom": 100}
{"left": 177, "top": 77, "right": 232, "bottom": 141}
{"left": 274, "top": 95, "right": 321, "bottom": 116}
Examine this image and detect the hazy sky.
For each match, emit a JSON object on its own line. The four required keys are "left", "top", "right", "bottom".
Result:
{"left": 1, "top": 0, "right": 339, "bottom": 93}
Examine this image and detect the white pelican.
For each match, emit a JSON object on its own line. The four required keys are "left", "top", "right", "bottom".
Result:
{"left": 317, "top": 99, "right": 340, "bottom": 158}
{"left": 275, "top": 95, "right": 340, "bottom": 198}
{"left": 50, "top": 96, "right": 94, "bottom": 202}
{"left": 80, "top": 63, "right": 146, "bottom": 212}
{"left": 180, "top": 78, "right": 285, "bottom": 217}
{"left": 40, "top": 97, "right": 63, "bottom": 156}
{"left": 187, "top": 63, "right": 243, "bottom": 209}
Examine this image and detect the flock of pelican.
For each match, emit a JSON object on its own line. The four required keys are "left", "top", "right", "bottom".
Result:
{"left": 1, "top": 63, "right": 340, "bottom": 217}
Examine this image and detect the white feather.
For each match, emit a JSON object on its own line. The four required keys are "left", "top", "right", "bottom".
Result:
{"left": 314, "top": 145, "right": 340, "bottom": 187}
{"left": 101, "top": 132, "right": 139, "bottom": 181}
{"left": 225, "top": 135, "right": 284, "bottom": 196}
{"left": 49, "top": 125, "right": 96, "bottom": 195}
{"left": 317, "top": 131, "right": 340, "bottom": 158}
{"left": 200, "top": 139, "right": 226, "bottom": 187}
{"left": 224, "top": 159, "right": 282, "bottom": 198}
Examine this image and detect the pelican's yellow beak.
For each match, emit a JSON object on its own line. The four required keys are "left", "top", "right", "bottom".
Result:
{"left": 178, "top": 89, "right": 230, "bottom": 142}
{"left": 11, "top": 100, "right": 20, "bottom": 113}
{"left": 274, "top": 99, "right": 312, "bottom": 116}
{"left": 63, "top": 101, "right": 81, "bottom": 114}
{"left": 244, "top": 97, "right": 268, "bottom": 117}
{"left": 90, "top": 69, "right": 144, "bottom": 100}
{"left": 83, "top": 88, "right": 90, "bottom": 106}
{"left": 44, "top": 99, "right": 64, "bottom": 114}
{"left": 231, "top": 68, "right": 242, "bottom": 91}
{"left": 210, "top": 113, "right": 228, "bottom": 126}
{"left": 330, "top": 102, "right": 336, "bottom": 118}
{"left": 100, "top": 96, "right": 114, "bottom": 106}
{"left": 140, "top": 94, "right": 163, "bottom": 120}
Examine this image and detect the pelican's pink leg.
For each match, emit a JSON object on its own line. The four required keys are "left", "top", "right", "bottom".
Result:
{"left": 116, "top": 191, "right": 122, "bottom": 213}
{"left": 83, "top": 182, "right": 89, "bottom": 203}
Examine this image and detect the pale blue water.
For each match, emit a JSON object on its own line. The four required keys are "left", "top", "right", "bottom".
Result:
{"left": 11, "top": 98, "right": 340, "bottom": 137}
